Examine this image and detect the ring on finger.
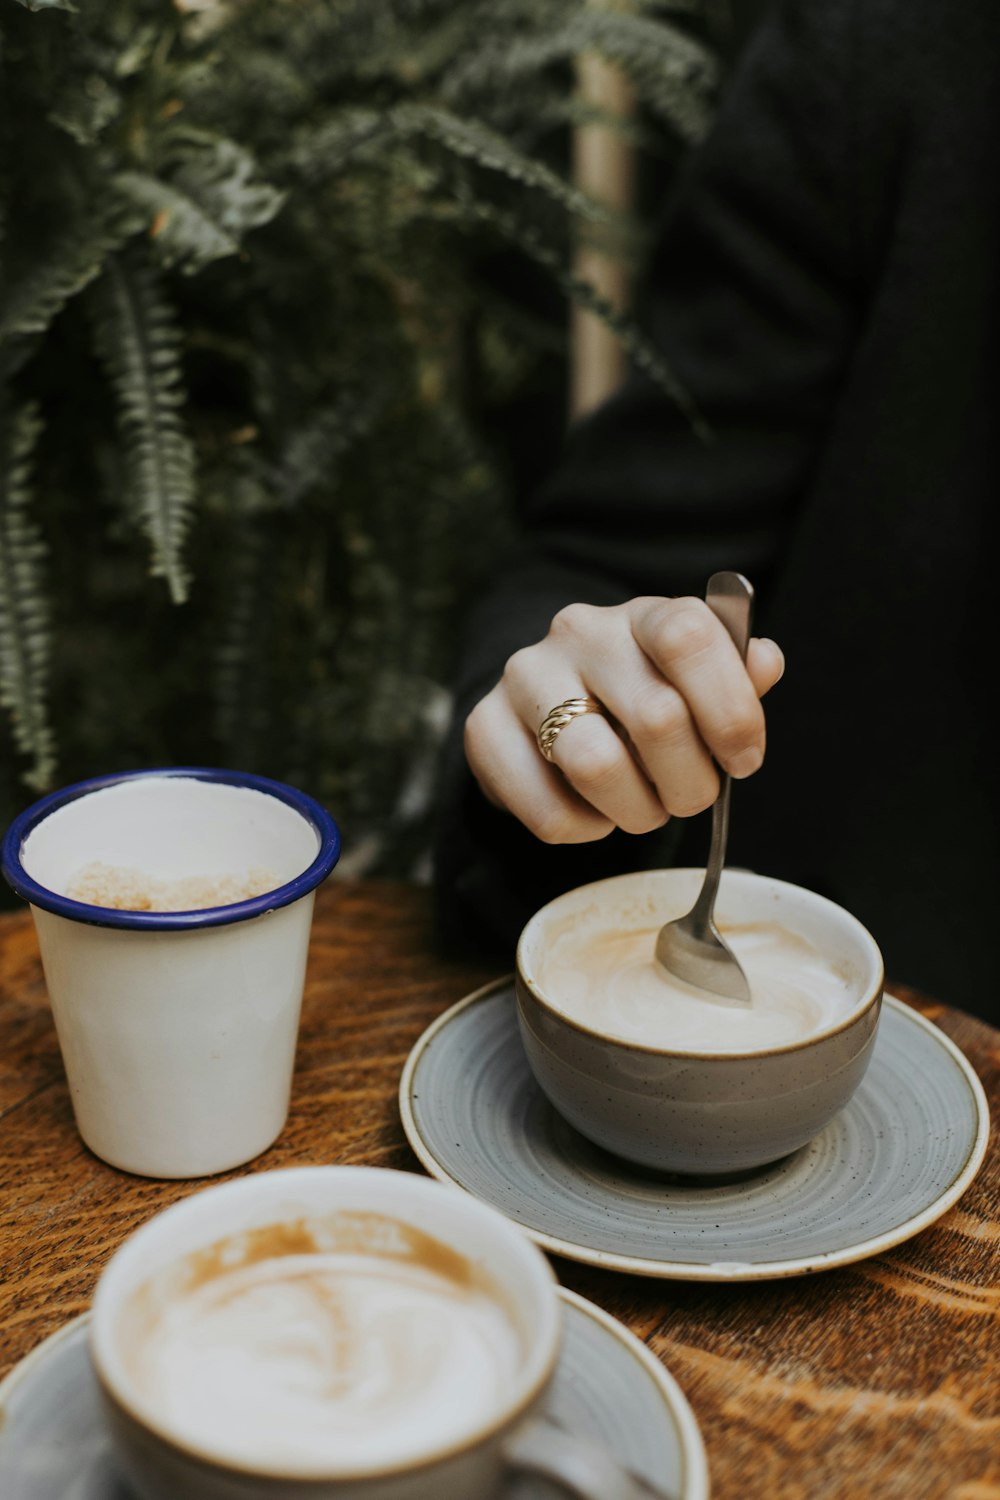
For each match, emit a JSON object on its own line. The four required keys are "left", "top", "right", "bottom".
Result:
{"left": 537, "top": 697, "right": 604, "bottom": 762}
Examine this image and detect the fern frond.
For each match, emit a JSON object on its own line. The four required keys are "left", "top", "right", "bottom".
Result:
{"left": 116, "top": 130, "right": 286, "bottom": 276}
{"left": 444, "top": 10, "right": 717, "bottom": 144}
{"left": 87, "top": 249, "right": 196, "bottom": 603}
{"left": 390, "top": 103, "right": 612, "bottom": 221}
{"left": 291, "top": 110, "right": 392, "bottom": 183}
{"left": 48, "top": 66, "right": 121, "bottom": 146}
{"left": 466, "top": 196, "right": 710, "bottom": 440}
{"left": 272, "top": 391, "right": 383, "bottom": 509}
{"left": 0, "top": 398, "right": 55, "bottom": 791}
{"left": 567, "top": 10, "right": 718, "bottom": 142}
{"left": 0, "top": 205, "right": 142, "bottom": 344}
{"left": 295, "top": 103, "right": 608, "bottom": 225}
{"left": 213, "top": 518, "right": 272, "bottom": 757}
{"left": 114, "top": 171, "right": 240, "bottom": 273}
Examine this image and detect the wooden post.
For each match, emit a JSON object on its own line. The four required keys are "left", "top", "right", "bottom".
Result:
{"left": 570, "top": 11, "right": 636, "bottom": 422}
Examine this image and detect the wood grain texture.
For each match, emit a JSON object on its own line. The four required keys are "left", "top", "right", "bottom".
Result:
{"left": 1, "top": 879, "right": 997, "bottom": 1499}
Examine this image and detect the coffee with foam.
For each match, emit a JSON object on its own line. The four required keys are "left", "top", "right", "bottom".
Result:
{"left": 116, "top": 1214, "right": 524, "bottom": 1473}
{"left": 537, "top": 919, "right": 855, "bottom": 1051}
{"left": 66, "top": 860, "right": 277, "bottom": 912}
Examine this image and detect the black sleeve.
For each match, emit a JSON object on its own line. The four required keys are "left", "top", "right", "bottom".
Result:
{"left": 431, "top": 0, "right": 865, "bottom": 961}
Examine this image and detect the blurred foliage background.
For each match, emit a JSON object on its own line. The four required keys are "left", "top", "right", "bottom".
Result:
{"left": 0, "top": 0, "right": 741, "bottom": 892}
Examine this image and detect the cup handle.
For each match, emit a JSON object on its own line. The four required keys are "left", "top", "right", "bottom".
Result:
{"left": 502, "top": 1414, "right": 675, "bottom": 1500}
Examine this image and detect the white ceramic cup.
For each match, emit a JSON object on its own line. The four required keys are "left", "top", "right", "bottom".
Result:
{"left": 89, "top": 1165, "right": 659, "bottom": 1500}
{"left": 516, "top": 868, "right": 885, "bottom": 1175}
{"left": 1, "top": 768, "right": 341, "bottom": 1178}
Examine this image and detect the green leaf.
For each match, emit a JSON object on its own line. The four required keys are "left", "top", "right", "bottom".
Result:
{"left": 570, "top": 10, "right": 718, "bottom": 142}
{"left": 48, "top": 73, "right": 120, "bottom": 146}
{"left": 114, "top": 171, "right": 240, "bottom": 273}
{"left": 0, "top": 205, "right": 143, "bottom": 345}
{"left": 292, "top": 109, "right": 391, "bottom": 182}
{"left": 116, "top": 131, "right": 286, "bottom": 276}
{"left": 212, "top": 513, "right": 273, "bottom": 757}
{"left": 272, "top": 391, "right": 383, "bottom": 509}
{"left": 298, "top": 103, "right": 610, "bottom": 226}
{"left": 87, "top": 249, "right": 196, "bottom": 602}
{"left": 444, "top": 9, "right": 718, "bottom": 144}
{"left": 464, "top": 196, "right": 710, "bottom": 440}
{"left": 0, "top": 397, "right": 55, "bottom": 791}
{"left": 392, "top": 103, "right": 612, "bottom": 220}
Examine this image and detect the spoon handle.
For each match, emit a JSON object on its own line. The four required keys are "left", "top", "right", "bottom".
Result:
{"left": 688, "top": 572, "right": 754, "bottom": 928}
{"left": 705, "top": 569, "right": 754, "bottom": 662}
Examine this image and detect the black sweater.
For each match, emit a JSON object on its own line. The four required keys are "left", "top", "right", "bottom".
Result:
{"left": 432, "top": 0, "right": 999, "bottom": 1024}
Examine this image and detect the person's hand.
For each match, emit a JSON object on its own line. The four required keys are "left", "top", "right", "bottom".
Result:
{"left": 464, "top": 597, "right": 785, "bottom": 843}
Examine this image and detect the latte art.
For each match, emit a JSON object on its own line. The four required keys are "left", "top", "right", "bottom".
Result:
{"left": 536, "top": 920, "right": 855, "bottom": 1051}
{"left": 122, "top": 1239, "right": 523, "bottom": 1471}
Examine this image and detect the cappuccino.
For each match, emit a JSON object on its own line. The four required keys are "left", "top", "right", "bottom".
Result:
{"left": 537, "top": 918, "right": 855, "bottom": 1051}
{"left": 117, "top": 1214, "right": 523, "bottom": 1471}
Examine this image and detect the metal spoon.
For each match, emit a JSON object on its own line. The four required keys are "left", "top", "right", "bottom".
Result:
{"left": 654, "top": 570, "right": 754, "bottom": 1003}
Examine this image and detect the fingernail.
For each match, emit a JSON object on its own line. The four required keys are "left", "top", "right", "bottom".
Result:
{"left": 729, "top": 747, "right": 763, "bottom": 779}
{"left": 761, "top": 639, "right": 785, "bottom": 682}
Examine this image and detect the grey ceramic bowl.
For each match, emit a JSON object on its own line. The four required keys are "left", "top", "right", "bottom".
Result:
{"left": 515, "top": 869, "right": 885, "bottom": 1175}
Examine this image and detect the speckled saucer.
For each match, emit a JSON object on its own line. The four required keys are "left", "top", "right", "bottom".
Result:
{"left": 0, "top": 1298, "right": 708, "bottom": 1500}
{"left": 400, "top": 981, "right": 989, "bottom": 1281}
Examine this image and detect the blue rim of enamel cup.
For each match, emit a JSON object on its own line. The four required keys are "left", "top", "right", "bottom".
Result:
{"left": 0, "top": 767, "right": 342, "bottom": 931}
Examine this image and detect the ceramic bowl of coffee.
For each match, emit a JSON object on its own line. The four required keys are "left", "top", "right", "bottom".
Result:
{"left": 515, "top": 868, "right": 885, "bottom": 1175}
{"left": 89, "top": 1165, "right": 646, "bottom": 1500}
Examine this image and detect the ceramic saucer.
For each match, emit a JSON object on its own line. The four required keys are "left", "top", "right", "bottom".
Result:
{"left": 400, "top": 982, "right": 989, "bottom": 1281}
{"left": 0, "top": 1297, "right": 708, "bottom": 1500}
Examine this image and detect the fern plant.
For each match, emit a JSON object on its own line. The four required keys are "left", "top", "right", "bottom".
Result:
{"left": 0, "top": 0, "right": 720, "bottom": 882}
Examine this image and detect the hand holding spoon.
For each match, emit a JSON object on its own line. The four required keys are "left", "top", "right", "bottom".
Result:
{"left": 654, "top": 571, "right": 754, "bottom": 1004}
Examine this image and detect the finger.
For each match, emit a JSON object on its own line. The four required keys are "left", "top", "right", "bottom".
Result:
{"left": 544, "top": 710, "right": 670, "bottom": 836}
{"left": 747, "top": 636, "right": 785, "bottom": 698}
{"left": 595, "top": 681, "right": 721, "bottom": 816}
{"left": 498, "top": 654, "right": 669, "bottom": 836}
{"left": 543, "top": 603, "right": 722, "bottom": 816}
{"left": 630, "top": 597, "right": 768, "bottom": 778}
{"left": 464, "top": 688, "right": 614, "bottom": 844}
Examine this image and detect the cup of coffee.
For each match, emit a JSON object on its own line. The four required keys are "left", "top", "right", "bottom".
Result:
{"left": 515, "top": 868, "right": 884, "bottom": 1175}
{"left": 1, "top": 767, "right": 341, "bottom": 1178}
{"left": 89, "top": 1164, "right": 658, "bottom": 1500}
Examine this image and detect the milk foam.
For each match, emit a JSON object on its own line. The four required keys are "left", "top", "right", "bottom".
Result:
{"left": 126, "top": 1251, "right": 522, "bottom": 1470}
{"left": 66, "top": 860, "right": 276, "bottom": 911}
{"left": 536, "top": 921, "right": 856, "bottom": 1051}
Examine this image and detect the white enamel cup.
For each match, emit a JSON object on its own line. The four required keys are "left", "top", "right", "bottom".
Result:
{"left": 1, "top": 768, "right": 341, "bottom": 1178}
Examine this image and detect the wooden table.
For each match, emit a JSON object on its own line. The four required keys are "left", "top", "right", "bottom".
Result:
{"left": 1, "top": 878, "right": 997, "bottom": 1498}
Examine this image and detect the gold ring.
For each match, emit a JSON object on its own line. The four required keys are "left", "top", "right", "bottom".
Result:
{"left": 537, "top": 697, "right": 603, "bottom": 761}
